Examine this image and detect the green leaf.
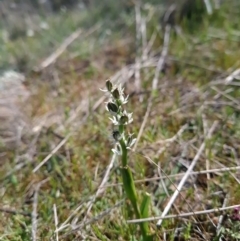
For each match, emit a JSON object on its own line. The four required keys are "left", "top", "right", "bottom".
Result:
{"left": 140, "top": 192, "right": 151, "bottom": 219}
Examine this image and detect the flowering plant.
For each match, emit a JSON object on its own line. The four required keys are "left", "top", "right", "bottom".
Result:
{"left": 101, "top": 80, "right": 153, "bottom": 241}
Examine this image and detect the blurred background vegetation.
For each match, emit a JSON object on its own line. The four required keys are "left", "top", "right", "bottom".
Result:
{"left": 0, "top": 0, "right": 213, "bottom": 72}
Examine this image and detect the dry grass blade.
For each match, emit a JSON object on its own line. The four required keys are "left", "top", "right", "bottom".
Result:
{"left": 33, "top": 92, "right": 106, "bottom": 173}
{"left": 155, "top": 124, "right": 188, "bottom": 157}
{"left": 53, "top": 204, "right": 59, "bottom": 241}
{"left": 0, "top": 207, "right": 31, "bottom": 217}
{"left": 128, "top": 204, "right": 240, "bottom": 223}
{"left": 57, "top": 150, "right": 118, "bottom": 232}
{"left": 31, "top": 178, "right": 49, "bottom": 241}
{"left": 37, "top": 24, "right": 101, "bottom": 71}
{"left": 203, "top": 0, "right": 213, "bottom": 14}
{"left": 80, "top": 152, "right": 117, "bottom": 226}
{"left": 156, "top": 121, "right": 218, "bottom": 226}
{"left": 33, "top": 133, "right": 70, "bottom": 173}
{"left": 225, "top": 68, "right": 240, "bottom": 83}
{"left": 103, "top": 165, "right": 240, "bottom": 189}
{"left": 216, "top": 194, "right": 229, "bottom": 241}
{"left": 134, "top": 0, "right": 142, "bottom": 92}
{"left": 68, "top": 200, "right": 124, "bottom": 232}
{"left": 133, "top": 25, "right": 171, "bottom": 151}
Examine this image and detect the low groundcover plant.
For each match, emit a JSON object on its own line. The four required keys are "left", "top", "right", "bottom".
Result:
{"left": 101, "top": 80, "right": 154, "bottom": 241}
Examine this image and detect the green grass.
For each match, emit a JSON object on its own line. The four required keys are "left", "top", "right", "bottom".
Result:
{"left": 1, "top": 1, "right": 240, "bottom": 240}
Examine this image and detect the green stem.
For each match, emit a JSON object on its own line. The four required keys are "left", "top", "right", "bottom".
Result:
{"left": 119, "top": 139, "right": 127, "bottom": 166}
{"left": 119, "top": 124, "right": 124, "bottom": 135}
{"left": 119, "top": 138, "right": 151, "bottom": 240}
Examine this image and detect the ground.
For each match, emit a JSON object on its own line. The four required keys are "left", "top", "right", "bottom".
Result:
{"left": 0, "top": 1, "right": 240, "bottom": 240}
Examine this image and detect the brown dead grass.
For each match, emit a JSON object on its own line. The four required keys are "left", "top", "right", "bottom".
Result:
{"left": 1, "top": 1, "right": 240, "bottom": 240}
